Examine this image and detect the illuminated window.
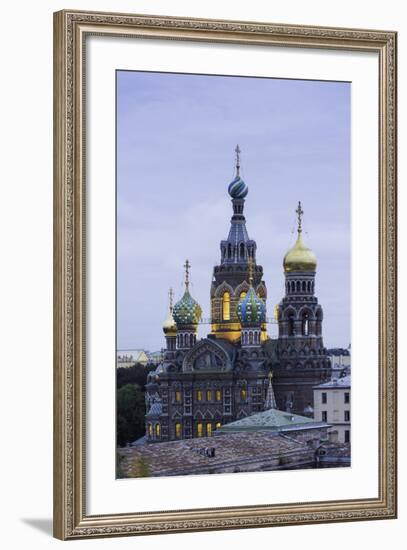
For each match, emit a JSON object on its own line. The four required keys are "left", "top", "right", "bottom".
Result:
{"left": 155, "top": 423, "right": 161, "bottom": 437}
{"left": 197, "top": 423, "right": 203, "bottom": 437}
{"left": 206, "top": 390, "right": 212, "bottom": 401}
{"left": 206, "top": 423, "right": 212, "bottom": 437}
{"left": 240, "top": 291, "right": 247, "bottom": 299}
{"left": 240, "top": 389, "right": 247, "bottom": 401}
{"left": 197, "top": 390, "right": 202, "bottom": 401}
{"left": 215, "top": 422, "right": 222, "bottom": 430}
{"left": 222, "top": 292, "right": 230, "bottom": 320}
{"left": 215, "top": 390, "right": 222, "bottom": 402}
{"left": 175, "top": 423, "right": 182, "bottom": 438}
{"left": 148, "top": 423, "right": 152, "bottom": 437}
{"left": 175, "top": 391, "right": 181, "bottom": 402}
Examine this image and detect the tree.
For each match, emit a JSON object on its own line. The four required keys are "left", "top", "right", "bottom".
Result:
{"left": 116, "top": 384, "right": 146, "bottom": 446}
{"left": 116, "top": 362, "right": 157, "bottom": 389}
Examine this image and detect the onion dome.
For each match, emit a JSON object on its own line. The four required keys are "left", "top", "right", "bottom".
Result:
{"left": 237, "top": 285, "right": 266, "bottom": 325}
{"left": 172, "top": 260, "right": 202, "bottom": 326}
{"left": 283, "top": 201, "right": 317, "bottom": 273}
{"left": 163, "top": 288, "right": 177, "bottom": 336}
{"left": 228, "top": 144, "right": 248, "bottom": 199}
{"left": 228, "top": 175, "right": 248, "bottom": 199}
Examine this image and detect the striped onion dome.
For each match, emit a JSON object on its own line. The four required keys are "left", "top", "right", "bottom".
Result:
{"left": 228, "top": 175, "right": 248, "bottom": 199}
{"left": 236, "top": 286, "right": 266, "bottom": 326}
{"left": 173, "top": 290, "right": 202, "bottom": 326}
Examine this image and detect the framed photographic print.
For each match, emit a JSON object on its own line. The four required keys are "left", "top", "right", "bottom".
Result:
{"left": 53, "top": 9, "right": 397, "bottom": 540}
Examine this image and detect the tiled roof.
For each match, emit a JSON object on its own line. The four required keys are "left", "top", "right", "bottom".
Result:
{"left": 314, "top": 375, "right": 351, "bottom": 389}
{"left": 218, "top": 408, "right": 326, "bottom": 433}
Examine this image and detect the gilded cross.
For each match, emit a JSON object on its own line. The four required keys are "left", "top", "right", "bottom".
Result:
{"left": 235, "top": 144, "right": 241, "bottom": 176}
{"left": 184, "top": 259, "right": 190, "bottom": 290}
{"left": 296, "top": 201, "right": 304, "bottom": 232}
{"left": 168, "top": 287, "right": 174, "bottom": 311}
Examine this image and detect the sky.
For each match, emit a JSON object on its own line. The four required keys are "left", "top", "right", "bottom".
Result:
{"left": 116, "top": 70, "right": 350, "bottom": 351}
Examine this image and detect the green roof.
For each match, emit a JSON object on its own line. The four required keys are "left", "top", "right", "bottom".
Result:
{"left": 218, "top": 408, "right": 326, "bottom": 433}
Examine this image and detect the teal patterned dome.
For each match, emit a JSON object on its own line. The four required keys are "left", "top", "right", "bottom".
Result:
{"left": 228, "top": 175, "right": 248, "bottom": 199}
{"left": 173, "top": 290, "right": 202, "bottom": 326}
{"left": 237, "top": 286, "right": 266, "bottom": 326}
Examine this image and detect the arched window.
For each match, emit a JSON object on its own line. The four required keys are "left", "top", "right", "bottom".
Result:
{"left": 215, "top": 389, "right": 222, "bottom": 401}
{"left": 239, "top": 243, "right": 245, "bottom": 259}
{"left": 206, "top": 389, "right": 212, "bottom": 401}
{"left": 240, "top": 389, "right": 247, "bottom": 401}
{"left": 197, "top": 390, "right": 202, "bottom": 401}
{"left": 148, "top": 423, "right": 152, "bottom": 437}
{"left": 227, "top": 243, "right": 232, "bottom": 258}
{"left": 291, "top": 281, "right": 295, "bottom": 293}
{"left": 179, "top": 334, "right": 184, "bottom": 348}
{"left": 296, "top": 281, "right": 301, "bottom": 292}
{"left": 175, "top": 423, "right": 182, "bottom": 438}
{"left": 249, "top": 332, "right": 253, "bottom": 344}
{"left": 155, "top": 423, "right": 161, "bottom": 437}
{"left": 302, "top": 313, "right": 309, "bottom": 336}
{"left": 175, "top": 391, "right": 181, "bottom": 402}
{"left": 206, "top": 423, "right": 212, "bottom": 437}
{"left": 222, "top": 292, "right": 230, "bottom": 320}
{"left": 216, "top": 422, "right": 222, "bottom": 430}
{"left": 307, "top": 281, "right": 311, "bottom": 292}
{"left": 302, "top": 281, "right": 306, "bottom": 292}
{"left": 240, "top": 291, "right": 247, "bottom": 299}
{"left": 197, "top": 423, "right": 203, "bottom": 437}
{"left": 288, "top": 314, "right": 295, "bottom": 336}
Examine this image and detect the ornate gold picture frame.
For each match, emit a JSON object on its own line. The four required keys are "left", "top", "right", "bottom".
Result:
{"left": 53, "top": 9, "right": 397, "bottom": 540}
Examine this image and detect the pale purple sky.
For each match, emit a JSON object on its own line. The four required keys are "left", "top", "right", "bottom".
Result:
{"left": 117, "top": 70, "right": 350, "bottom": 351}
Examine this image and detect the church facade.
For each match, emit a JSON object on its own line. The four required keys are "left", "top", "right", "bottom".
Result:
{"left": 145, "top": 147, "right": 331, "bottom": 442}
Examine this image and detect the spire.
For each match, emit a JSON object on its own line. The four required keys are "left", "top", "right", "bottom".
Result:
{"left": 235, "top": 144, "right": 241, "bottom": 177}
{"left": 168, "top": 287, "right": 174, "bottom": 312}
{"left": 248, "top": 256, "right": 254, "bottom": 285}
{"left": 228, "top": 146, "right": 248, "bottom": 200}
{"left": 264, "top": 370, "right": 277, "bottom": 410}
{"left": 184, "top": 259, "right": 190, "bottom": 291}
{"left": 296, "top": 200, "right": 304, "bottom": 234}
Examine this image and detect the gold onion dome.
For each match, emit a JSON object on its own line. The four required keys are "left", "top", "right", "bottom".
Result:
{"left": 163, "top": 288, "right": 177, "bottom": 336}
{"left": 283, "top": 201, "right": 317, "bottom": 273}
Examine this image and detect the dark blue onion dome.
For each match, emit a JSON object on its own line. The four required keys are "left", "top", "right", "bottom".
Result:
{"left": 172, "top": 260, "right": 202, "bottom": 326}
{"left": 228, "top": 144, "right": 248, "bottom": 199}
{"left": 237, "top": 285, "right": 266, "bottom": 326}
{"left": 228, "top": 175, "right": 248, "bottom": 199}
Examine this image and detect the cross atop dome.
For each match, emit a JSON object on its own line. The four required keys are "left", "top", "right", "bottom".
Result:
{"left": 296, "top": 201, "right": 304, "bottom": 233}
{"left": 184, "top": 259, "right": 191, "bottom": 291}
{"left": 235, "top": 144, "right": 241, "bottom": 177}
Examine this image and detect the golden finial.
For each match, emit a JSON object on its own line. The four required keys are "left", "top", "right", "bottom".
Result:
{"left": 184, "top": 259, "right": 191, "bottom": 291}
{"left": 296, "top": 201, "right": 304, "bottom": 233}
{"left": 168, "top": 287, "right": 174, "bottom": 312}
{"left": 248, "top": 256, "right": 254, "bottom": 285}
{"left": 235, "top": 144, "right": 241, "bottom": 177}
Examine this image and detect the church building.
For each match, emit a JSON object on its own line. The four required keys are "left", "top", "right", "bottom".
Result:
{"left": 145, "top": 147, "right": 331, "bottom": 442}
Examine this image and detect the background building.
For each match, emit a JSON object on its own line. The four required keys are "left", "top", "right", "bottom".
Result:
{"left": 328, "top": 347, "right": 351, "bottom": 377}
{"left": 117, "top": 349, "right": 149, "bottom": 368}
{"left": 313, "top": 374, "right": 351, "bottom": 443}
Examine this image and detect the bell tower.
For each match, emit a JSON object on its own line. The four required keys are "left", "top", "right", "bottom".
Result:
{"left": 273, "top": 202, "right": 331, "bottom": 415}
{"left": 210, "top": 146, "right": 268, "bottom": 343}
